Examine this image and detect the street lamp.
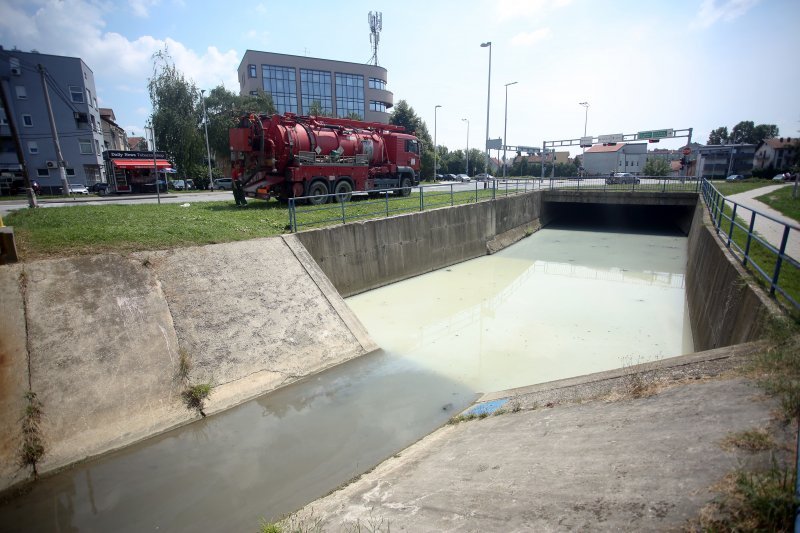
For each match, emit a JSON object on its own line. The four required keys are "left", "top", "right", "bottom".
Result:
{"left": 481, "top": 41, "right": 491, "bottom": 176}
{"left": 503, "top": 81, "right": 518, "bottom": 179}
{"left": 462, "top": 118, "right": 470, "bottom": 176}
{"left": 434, "top": 104, "right": 442, "bottom": 180}
{"left": 201, "top": 89, "right": 214, "bottom": 191}
{"left": 579, "top": 101, "right": 589, "bottom": 137}
{"left": 145, "top": 120, "right": 161, "bottom": 205}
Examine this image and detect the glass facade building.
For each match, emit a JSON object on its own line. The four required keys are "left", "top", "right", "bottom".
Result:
{"left": 239, "top": 50, "right": 393, "bottom": 123}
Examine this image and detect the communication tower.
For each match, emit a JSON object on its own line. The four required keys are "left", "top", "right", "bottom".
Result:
{"left": 368, "top": 11, "right": 382, "bottom": 66}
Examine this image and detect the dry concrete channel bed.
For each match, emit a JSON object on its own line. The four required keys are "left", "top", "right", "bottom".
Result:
{"left": 0, "top": 189, "right": 791, "bottom": 530}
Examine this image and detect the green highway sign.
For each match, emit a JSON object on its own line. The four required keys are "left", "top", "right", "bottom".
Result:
{"left": 637, "top": 129, "right": 674, "bottom": 140}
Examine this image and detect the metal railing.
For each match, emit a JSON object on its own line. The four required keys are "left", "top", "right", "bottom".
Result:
{"left": 701, "top": 179, "right": 799, "bottom": 310}
{"left": 288, "top": 179, "right": 540, "bottom": 232}
{"left": 287, "top": 176, "right": 703, "bottom": 232}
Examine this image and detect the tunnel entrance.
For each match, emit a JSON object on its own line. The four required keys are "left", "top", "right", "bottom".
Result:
{"left": 543, "top": 201, "right": 696, "bottom": 236}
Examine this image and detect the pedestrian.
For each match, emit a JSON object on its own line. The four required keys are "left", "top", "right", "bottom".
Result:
{"left": 231, "top": 163, "right": 247, "bottom": 207}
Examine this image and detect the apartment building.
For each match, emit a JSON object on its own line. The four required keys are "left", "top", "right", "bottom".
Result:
{"left": 0, "top": 47, "right": 106, "bottom": 193}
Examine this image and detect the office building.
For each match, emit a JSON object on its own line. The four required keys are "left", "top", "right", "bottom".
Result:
{"left": 237, "top": 50, "right": 394, "bottom": 123}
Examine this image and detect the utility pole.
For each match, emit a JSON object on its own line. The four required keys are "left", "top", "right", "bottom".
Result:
{"left": 39, "top": 64, "right": 70, "bottom": 197}
{"left": 0, "top": 79, "right": 37, "bottom": 208}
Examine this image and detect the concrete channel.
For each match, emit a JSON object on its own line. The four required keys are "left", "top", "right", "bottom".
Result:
{"left": 0, "top": 189, "right": 779, "bottom": 530}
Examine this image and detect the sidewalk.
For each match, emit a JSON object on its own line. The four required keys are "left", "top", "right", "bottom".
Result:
{"left": 288, "top": 347, "right": 789, "bottom": 531}
{"left": 726, "top": 184, "right": 799, "bottom": 261}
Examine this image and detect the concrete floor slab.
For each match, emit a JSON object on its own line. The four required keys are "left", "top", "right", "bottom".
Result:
{"left": 293, "top": 377, "right": 781, "bottom": 532}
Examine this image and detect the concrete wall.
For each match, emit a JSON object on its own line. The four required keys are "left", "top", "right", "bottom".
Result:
{"left": 0, "top": 237, "right": 376, "bottom": 492}
{"left": 686, "top": 201, "right": 778, "bottom": 350}
{"left": 296, "top": 191, "right": 545, "bottom": 297}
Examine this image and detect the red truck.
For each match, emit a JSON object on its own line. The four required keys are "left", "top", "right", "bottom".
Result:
{"left": 229, "top": 113, "right": 421, "bottom": 204}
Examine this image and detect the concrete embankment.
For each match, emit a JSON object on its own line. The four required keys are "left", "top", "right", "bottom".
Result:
{"left": 0, "top": 237, "right": 376, "bottom": 492}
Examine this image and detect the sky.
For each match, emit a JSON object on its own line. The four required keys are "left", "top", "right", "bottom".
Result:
{"left": 1, "top": 0, "right": 798, "bottom": 158}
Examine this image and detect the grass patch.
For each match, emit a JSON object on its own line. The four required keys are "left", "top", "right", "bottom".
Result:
{"left": 19, "top": 391, "right": 45, "bottom": 476}
{"left": 259, "top": 509, "right": 390, "bottom": 533}
{"left": 711, "top": 179, "right": 777, "bottom": 197}
{"left": 5, "top": 201, "right": 291, "bottom": 260}
{"left": 756, "top": 184, "right": 800, "bottom": 222}
{"left": 720, "top": 429, "right": 775, "bottom": 452}
{"left": 619, "top": 355, "right": 663, "bottom": 398}
{"left": 698, "top": 460, "right": 798, "bottom": 532}
{"left": 181, "top": 383, "right": 212, "bottom": 417}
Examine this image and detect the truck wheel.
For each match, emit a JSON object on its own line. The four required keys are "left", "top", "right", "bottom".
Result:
{"left": 307, "top": 180, "right": 329, "bottom": 205}
{"left": 334, "top": 180, "right": 353, "bottom": 203}
{"left": 399, "top": 175, "right": 412, "bottom": 197}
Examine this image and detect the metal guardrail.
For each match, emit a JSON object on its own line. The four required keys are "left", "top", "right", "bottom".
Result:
{"left": 287, "top": 176, "right": 702, "bottom": 233}
{"left": 288, "top": 179, "right": 541, "bottom": 232}
{"left": 701, "top": 179, "right": 799, "bottom": 310}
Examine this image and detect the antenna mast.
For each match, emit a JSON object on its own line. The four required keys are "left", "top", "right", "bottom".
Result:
{"left": 368, "top": 11, "right": 382, "bottom": 66}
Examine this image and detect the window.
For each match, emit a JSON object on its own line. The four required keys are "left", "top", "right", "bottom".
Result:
{"left": 262, "top": 65, "right": 297, "bottom": 114}
{"left": 28, "top": 141, "right": 39, "bottom": 154}
{"left": 0, "top": 107, "right": 7, "bottom": 126}
{"left": 369, "top": 101, "right": 387, "bottom": 112}
{"left": 66, "top": 168, "right": 75, "bottom": 177}
{"left": 22, "top": 114, "right": 33, "bottom": 127}
{"left": 37, "top": 168, "right": 50, "bottom": 178}
{"left": 79, "top": 139, "right": 93, "bottom": 154}
{"left": 10, "top": 58, "right": 21, "bottom": 75}
{"left": 15, "top": 86, "right": 27, "bottom": 99}
{"left": 300, "top": 69, "right": 333, "bottom": 115}
{"left": 405, "top": 139, "right": 419, "bottom": 154}
{"left": 335, "top": 73, "right": 364, "bottom": 118}
{"left": 95, "top": 139, "right": 101, "bottom": 154}
{"left": 249, "top": 90, "right": 259, "bottom": 96}
{"left": 248, "top": 64, "right": 257, "bottom": 78}
{"left": 69, "top": 85, "right": 84, "bottom": 103}
{"left": 368, "top": 77, "right": 386, "bottom": 90}
{"left": 86, "top": 89, "right": 93, "bottom": 108}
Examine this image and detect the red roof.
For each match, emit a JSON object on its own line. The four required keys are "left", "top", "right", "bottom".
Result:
{"left": 765, "top": 137, "right": 795, "bottom": 149}
{"left": 585, "top": 143, "right": 625, "bottom": 153}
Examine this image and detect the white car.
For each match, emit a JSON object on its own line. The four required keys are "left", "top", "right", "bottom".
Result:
{"left": 213, "top": 178, "right": 233, "bottom": 190}
{"left": 68, "top": 183, "right": 90, "bottom": 195}
{"left": 456, "top": 174, "right": 471, "bottom": 182}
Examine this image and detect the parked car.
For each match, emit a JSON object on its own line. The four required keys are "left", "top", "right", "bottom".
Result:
{"left": 772, "top": 172, "right": 796, "bottom": 182}
{"left": 2, "top": 178, "right": 41, "bottom": 196}
{"left": 443, "top": 174, "right": 457, "bottom": 181}
{"left": 142, "top": 180, "right": 167, "bottom": 193}
{"left": 68, "top": 183, "right": 90, "bottom": 195}
{"left": 171, "top": 179, "right": 188, "bottom": 190}
{"left": 605, "top": 172, "right": 640, "bottom": 185}
{"left": 456, "top": 174, "right": 471, "bottom": 182}
{"left": 88, "top": 182, "right": 110, "bottom": 195}
{"left": 185, "top": 179, "right": 195, "bottom": 190}
{"left": 213, "top": 177, "right": 233, "bottom": 190}
{"left": 475, "top": 173, "right": 494, "bottom": 181}
{"left": 725, "top": 174, "right": 745, "bottom": 181}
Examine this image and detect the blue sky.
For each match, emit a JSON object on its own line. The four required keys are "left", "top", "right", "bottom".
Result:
{"left": 1, "top": 0, "right": 798, "bottom": 157}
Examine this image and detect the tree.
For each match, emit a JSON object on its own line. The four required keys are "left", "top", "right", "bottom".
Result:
{"left": 729, "top": 121, "right": 779, "bottom": 144}
{"left": 203, "top": 85, "right": 274, "bottom": 172}
{"left": 148, "top": 49, "right": 204, "bottom": 179}
{"left": 644, "top": 158, "right": 671, "bottom": 176}
{"left": 707, "top": 127, "right": 729, "bottom": 145}
{"left": 752, "top": 124, "right": 779, "bottom": 144}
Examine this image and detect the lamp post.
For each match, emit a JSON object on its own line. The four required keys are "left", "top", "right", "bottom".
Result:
{"left": 434, "top": 104, "right": 442, "bottom": 181}
{"left": 145, "top": 121, "right": 161, "bottom": 205}
{"left": 503, "top": 81, "right": 518, "bottom": 179}
{"left": 481, "top": 41, "right": 491, "bottom": 176}
{"left": 201, "top": 89, "right": 214, "bottom": 191}
{"left": 462, "top": 118, "right": 470, "bottom": 176}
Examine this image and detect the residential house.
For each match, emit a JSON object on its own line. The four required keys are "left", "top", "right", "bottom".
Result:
{"left": 583, "top": 143, "right": 647, "bottom": 176}
{"left": 753, "top": 137, "right": 796, "bottom": 172}
{"left": 99, "top": 108, "right": 128, "bottom": 152}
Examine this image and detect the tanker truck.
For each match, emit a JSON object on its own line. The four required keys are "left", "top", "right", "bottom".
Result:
{"left": 228, "top": 112, "right": 421, "bottom": 204}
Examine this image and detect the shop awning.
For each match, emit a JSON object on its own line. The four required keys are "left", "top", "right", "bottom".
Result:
{"left": 112, "top": 159, "right": 172, "bottom": 169}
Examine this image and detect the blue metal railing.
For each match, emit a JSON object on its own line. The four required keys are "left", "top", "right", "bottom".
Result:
{"left": 700, "top": 179, "right": 799, "bottom": 310}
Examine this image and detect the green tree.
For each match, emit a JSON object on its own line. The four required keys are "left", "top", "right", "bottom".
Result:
{"left": 644, "top": 158, "right": 671, "bottom": 176}
{"left": 730, "top": 121, "right": 779, "bottom": 144}
{"left": 203, "top": 85, "right": 275, "bottom": 172}
{"left": 707, "top": 127, "right": 729, "bottom": 145}
{"left": 148, "top": 49, "right": 204, "bottom": 179}
{"left": 753, "top": 124, "right": 779, "bottom": 144}
{"left": 389, "top": 100, "right": 434, "bottom": 180}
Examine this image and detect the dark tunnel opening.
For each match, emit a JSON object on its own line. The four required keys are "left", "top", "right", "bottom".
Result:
{"left": 542, "top": 202, "right": 696, "bottom": 236}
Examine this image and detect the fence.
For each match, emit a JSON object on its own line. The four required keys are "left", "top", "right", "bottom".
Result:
{"left": 288, "top": 176, "right": 703, "bottom": 233}
{"left": 701, "top": 179, "right": 799, "bottom": 310}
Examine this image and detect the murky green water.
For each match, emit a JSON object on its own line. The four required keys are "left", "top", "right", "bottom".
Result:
{"left": 0, "top": 226, "right": 691, "bottom": 531}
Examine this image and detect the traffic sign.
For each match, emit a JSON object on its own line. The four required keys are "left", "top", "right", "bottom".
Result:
{"left": 598, "top": 133, "right": 623, "bottom": 143}
{"left": 637, "top": 129, "right": 674, "bottom": 140}
{"left": 486, "top": 138, "right": 502, "bottom": 150}
{"left": 517, "top": 146, "right": 536, "bottom": 153}
{"left": 579, "top": 136, "right": 593, "bottom": 147}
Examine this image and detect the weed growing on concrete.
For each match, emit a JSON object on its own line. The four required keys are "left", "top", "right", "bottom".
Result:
{"left": 259, "top": 509, "right": 324, "bottom": 533}
{"left": 181, "top": 383, "right": 212, "bottom": 417}
{"left": 752, "top": 318, "right": 800, "bottom": 422}
{"left": 19, "top": 391, "right": 45, "bottom": 476}
{"left": 720, "top": 429, "right": 775, "bottom": 452}
{"left": 509, "top": 394, "right": 522, "bottom": 413}
{"left": 177, "top": 348, "right": 191, "bottom": 382}
{"left": 697, "top": 458, "right": 798, "bottom": 532}
{"left": 447, "top": 413, "right": 478, "bottom": 425}
{"left": 620, "top": 354, "right": 663, "bottom": 398}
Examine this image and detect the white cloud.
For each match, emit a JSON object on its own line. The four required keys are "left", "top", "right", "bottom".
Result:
{"left": 511, "top": 28, "right": 552, "bottom": 47}
{"left": 129, "top": 0, "right": 160, "bottom": 18}
{"left": 692, "top": 0, "right": 761, "bottom": 29}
